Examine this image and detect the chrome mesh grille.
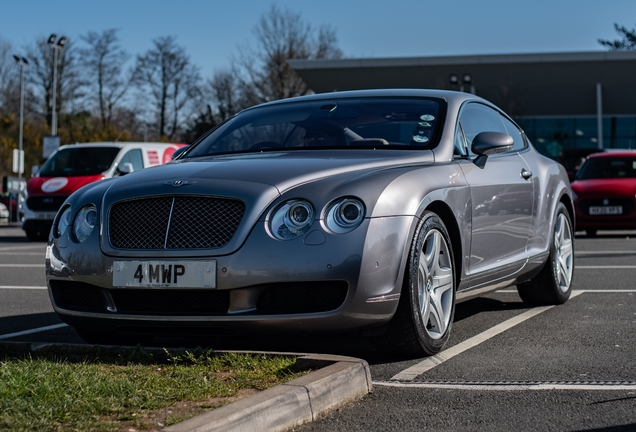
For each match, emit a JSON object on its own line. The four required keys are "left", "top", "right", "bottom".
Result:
{"left": 109, "top": 196, "right": 245, "bottom": 249}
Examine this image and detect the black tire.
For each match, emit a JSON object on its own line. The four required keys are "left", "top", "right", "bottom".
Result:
{"left": 586, "top": 229, "right": 597, "bottom": 237}
{"left": 372, "top": 211, "right": 456, "bottom": 357}
{"left": 74, "top": 327, "right": 153, "bottom": 346}
{"left": 517, "top": 202, "right": 574, "bottom": 305}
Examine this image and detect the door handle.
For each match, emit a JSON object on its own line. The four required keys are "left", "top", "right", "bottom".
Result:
{"left": 521, "top": 168, "right": 533, "bottom": 180}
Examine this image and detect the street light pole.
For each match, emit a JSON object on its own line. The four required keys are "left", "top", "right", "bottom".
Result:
{"left": 48, "top": 34, "right": 67, "bottom": 136}
{"left": 13, "top": 55, "right": 28, "bottom": 188}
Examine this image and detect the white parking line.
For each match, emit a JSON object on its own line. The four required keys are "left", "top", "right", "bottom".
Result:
{"left": 0, "top": 245, "right": 46, "bottom": 252}
{"left": 0, "top": 264, "right": 44, "bottom": 267}
{"left": 575, "top": 250, "right": 636, "bottom": 255}
{"left": 0, "top": 286, "right": 47, "bottom": 290}
{"left": 0, "top": 323, "right": 68, "bottom": 340}
{"left": 374, "top": 381, "right": 636, "bottom": 391}
{"left": 391, "top": 291, "right": 584, "bottom": 381}
{"left": 577, "top": 266, "right": 636, "bottom": 269}
{"left": 498, "top": 289, "right": 636, "bottom": 293}
{"left": 0, "top": 252, "right": 45, "bottom": 256}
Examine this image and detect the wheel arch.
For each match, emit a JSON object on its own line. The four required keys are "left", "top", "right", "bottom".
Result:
{"left": 559, "top": 191, "right": 575, "bottom": 229}
{"left": 425, "top": 200, "right": 463, "bottom": 291}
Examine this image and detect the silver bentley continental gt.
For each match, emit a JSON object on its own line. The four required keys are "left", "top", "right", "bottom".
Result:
{"left": 46, "top": 89, "right": 575, "bottom": 356}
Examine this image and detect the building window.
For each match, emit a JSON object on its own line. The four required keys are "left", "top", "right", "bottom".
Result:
{"left": 515, "top": 116, "right": 636, "bottom": 160}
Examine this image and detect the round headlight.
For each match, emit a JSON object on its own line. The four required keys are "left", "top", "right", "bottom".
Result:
{"left": 73, "top": 205, "right": 98, "bottom": 242}
{"left": 269, "top": 199, "right": 314, "bottom": 240}
{"left": 56, "top": 206, "right": 72, "bottom": 238}
{"left": 324, "top": 198, "right": 365, "bottom": 234}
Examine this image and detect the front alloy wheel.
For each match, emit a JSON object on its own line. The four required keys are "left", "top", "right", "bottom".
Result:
{"left": 372, "top": 211, "right": 456, "bottom": 357}
{"left": 417, "top": 227, "right": 454, "bottom": 340}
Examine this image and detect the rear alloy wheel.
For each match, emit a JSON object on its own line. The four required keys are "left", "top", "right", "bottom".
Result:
{"left": 373, "top": 212, "right": 455, "bottom": 357}
{"left": 517, "top": 202, "right": 574, "bottom": 305}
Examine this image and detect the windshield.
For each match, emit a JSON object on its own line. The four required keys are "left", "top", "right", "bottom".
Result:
{"left": 39, "top": 147, "right": 121, "bottom": 177}
{"left": 577, "top": 157, "right": 636, "bottom": 180}
{"left": 186, "top": 97, "right": 444, "bottom": 157}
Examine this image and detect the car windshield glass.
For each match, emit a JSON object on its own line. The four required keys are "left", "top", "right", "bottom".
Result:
{"left": 577, "top": 157, "right": 636, "bottom": 179}
{"left": 39, "top": 147, "right": 121, "bottom": 177}
{"left": 186, "top": 97, "right": 444, "bottom": 157}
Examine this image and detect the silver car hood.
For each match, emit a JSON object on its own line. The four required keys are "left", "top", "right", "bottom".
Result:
{"left": 116, "top": 149, "right": 434, "bottom": 192}
{"left": 100, "top": 149, "right": 434, "bottom": 257}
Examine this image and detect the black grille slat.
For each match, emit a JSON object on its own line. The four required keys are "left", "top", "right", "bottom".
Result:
{"left": 27, "top": 196, "right": 68, "bottom": 211}
{"left": 256, "top": 282, "right": 348, "bottom": 313}
{"left": 167, "top": 197, "right": 245, "bottom": 249}
{"left": 109, "top": 196, "right": 245, "bottom": 249}
{"left": 50, "top": 280, "right": 106, "bottom": 311}
{"left": 110, "top": 197, "right": 172, "bottom": 249}
{"left": 110, "top": 289, "right": 229, "bottom": 315}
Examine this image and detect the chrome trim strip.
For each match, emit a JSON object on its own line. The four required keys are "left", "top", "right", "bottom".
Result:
{"left": 366, "top": 293, "right": 401, "bottom": 303}
{"left": 52, "top": 304, "right": 341, "bottom": 322}
{"left": 164, "top": 197, "right": 176, "bottom": 249}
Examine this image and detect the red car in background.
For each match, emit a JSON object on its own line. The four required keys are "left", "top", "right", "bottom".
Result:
{"left": 571, "top": 150, "right": 636, "bottom": 236}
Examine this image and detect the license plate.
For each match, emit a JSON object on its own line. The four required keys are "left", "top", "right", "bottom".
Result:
{"left": 113, "top": 261, "right": 216, "bottom": 288}
{"left": 589, "top": 206, "right": 622, "bottom": 215}
{"left": 36, "top": 212, "right": 57, "bottom": 220}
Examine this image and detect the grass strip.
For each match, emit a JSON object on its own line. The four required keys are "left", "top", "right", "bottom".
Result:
{"left": 0, "top": 346, "right": 307, "bottom": 431}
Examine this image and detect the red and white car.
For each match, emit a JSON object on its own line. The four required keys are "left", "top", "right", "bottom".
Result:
{"left": 571, "top": 150, "right": 636, "bottom": 236}
{"left": 20, "top": 142, "right": 184, "bottom": 241}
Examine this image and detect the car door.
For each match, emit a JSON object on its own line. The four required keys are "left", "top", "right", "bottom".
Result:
{"left": 455, "top": 103, "right": 534, "bottom": 287}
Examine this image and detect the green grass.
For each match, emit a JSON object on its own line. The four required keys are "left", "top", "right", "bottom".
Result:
{"left": 0, "top": 346, "right": 306, "bottom": 431}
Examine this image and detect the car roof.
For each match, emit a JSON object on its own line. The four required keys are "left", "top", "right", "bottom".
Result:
{"left": 245, "top": 88, "right": 489, "bottom": 110}
{"left": 587, "top": 150, "right": 636, "bottom": 159}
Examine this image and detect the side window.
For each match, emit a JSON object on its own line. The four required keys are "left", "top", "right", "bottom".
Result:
{"left": 120, "top": 149, "right": 144, "bottom": 171}
{"left": 500, "top": 115, "right": 527, "bottom": 152}
{"left": 453, "top": 121, "right": 468, "bottom": 156}
{"left": 458, "top": 103, "right": 507, "bottom": 155}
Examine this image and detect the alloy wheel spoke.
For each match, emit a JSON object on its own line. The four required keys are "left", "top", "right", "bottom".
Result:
{"left": 425, "top": 231, "right": 440, "bottom": 273}
{"left": 428, "top": 294, "right": 446, "bottom": 335}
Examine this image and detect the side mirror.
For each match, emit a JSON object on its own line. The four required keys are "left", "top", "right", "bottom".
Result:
{"left": 172, "top": 145, "right": 189, "bottom": 160}
{"left": 471, "top": 132, "right": 514, "bottom": 168}
{"left": 117, "top": 162, "right": 134, "bottom": 175}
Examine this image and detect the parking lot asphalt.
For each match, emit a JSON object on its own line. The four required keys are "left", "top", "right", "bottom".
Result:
{"left": 1, "top": 224, "right": 635, "bottom": 431}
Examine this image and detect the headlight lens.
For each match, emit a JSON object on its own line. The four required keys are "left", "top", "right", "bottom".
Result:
{"left": 73, "top": 205, "right": 98, "bottom": 242}
{"left": 269, "top": 199, "right": 314, "bottom": 240}
{"left": 56, "top": 206, "right": 72, "bottom": 237}
{"left": 324, "top": 198, "right": 365, "bottom": 234}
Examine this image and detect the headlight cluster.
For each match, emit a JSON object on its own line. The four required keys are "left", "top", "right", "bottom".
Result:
{"left": 268, "top": 197, "right": 365, "bottom": 240}
{"left": 324, "top": 198, "right": 365, "bottom": 234}
{"left": 269, "top": 200, "right": 315, "bottom": 240}
{"left": 54, "top": 204, "right": 98, "bottom": 242}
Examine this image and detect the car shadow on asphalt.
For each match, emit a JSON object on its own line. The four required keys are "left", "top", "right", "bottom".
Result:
{"left": 454, "top": 296, "right": 528, "bottom": 323}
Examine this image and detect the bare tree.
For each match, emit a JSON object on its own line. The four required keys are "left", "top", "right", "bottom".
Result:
{"left": 24, "top": 35, "right": 84, "bottom": 127}
{"left": 207, "top": 69, "right": 244, "bottom": 121}
{"left": 599, "top": 23, "right": 636, "bottom": 50}
{"left": 134, "top": 36, "right": 201, "bottom": 140}
{"left": 237, "top": 4, "right": 343, "bottom": 105}
{"left": 80, "top": 29, "right": 134, "bottom": 128}
{"left": 0, "top": 36, "right": 19, "bottom": 115}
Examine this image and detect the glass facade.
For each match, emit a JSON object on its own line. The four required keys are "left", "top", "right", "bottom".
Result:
{"left": 516, "top": 116, "right": 636, "bottom": 160}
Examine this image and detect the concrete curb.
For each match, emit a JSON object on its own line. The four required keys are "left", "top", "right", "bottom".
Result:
{"left": 0, "top": 342, "right": 372, "bottom": 432}
{"left": 165, "top": 354, "right": 372, "bottom": 432}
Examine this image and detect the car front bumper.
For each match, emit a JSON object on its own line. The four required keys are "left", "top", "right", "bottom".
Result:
{"left": 46, "top": 216, "right": 416, "bottom": 336}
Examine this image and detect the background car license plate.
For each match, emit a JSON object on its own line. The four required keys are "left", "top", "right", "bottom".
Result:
{"left": 36, "top": 212, "right": 57, "bottom": 220}
{"left": 113, "top": 261, "right": 216, "bottom": 288}
{"left": 589, "top": 206, "right": 622, "bottom": 215}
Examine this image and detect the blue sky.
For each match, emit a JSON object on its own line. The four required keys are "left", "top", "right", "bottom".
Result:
{"left": 1, "top": 0, "right": 635, "bottom": 79}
